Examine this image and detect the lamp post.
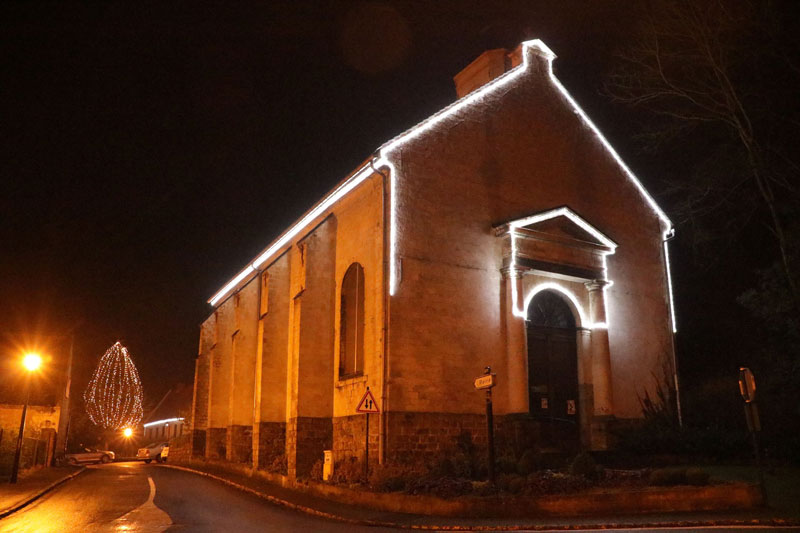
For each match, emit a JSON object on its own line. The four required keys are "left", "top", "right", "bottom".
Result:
{"left": 10, "top": 353, "right": 42, "bottom": 484}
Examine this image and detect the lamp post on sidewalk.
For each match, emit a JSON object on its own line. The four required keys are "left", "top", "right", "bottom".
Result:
{"left": 10, "top": 353, "right": 43, "bottom": 484}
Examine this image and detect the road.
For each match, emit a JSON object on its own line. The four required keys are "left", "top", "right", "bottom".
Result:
{"left": 0, "top": 462, "right": 795, "bottom": 532}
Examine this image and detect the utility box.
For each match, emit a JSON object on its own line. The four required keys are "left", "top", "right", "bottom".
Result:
{"left": 323, "top": 450, "right": 334, "bottom": 481}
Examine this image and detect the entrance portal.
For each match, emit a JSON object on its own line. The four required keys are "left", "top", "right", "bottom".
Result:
{"left": 526, "top": 290, "right": 580, "bottom": 450}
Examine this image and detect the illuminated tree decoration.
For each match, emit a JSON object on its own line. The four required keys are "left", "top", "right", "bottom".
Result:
{"left": 84, "top": 342, "right": 144, "bottom": 430}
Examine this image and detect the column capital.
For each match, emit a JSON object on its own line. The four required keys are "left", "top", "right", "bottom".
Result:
{"left": 500, "top": 266, "right": 525, "bottom": 279}
{"left": 584, "top": 279, "right": 609, "bottom": 292}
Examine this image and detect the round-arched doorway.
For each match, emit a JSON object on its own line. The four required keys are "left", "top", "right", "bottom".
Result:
{"left": 526, "top": 289, "right": 580, "bottom": 449}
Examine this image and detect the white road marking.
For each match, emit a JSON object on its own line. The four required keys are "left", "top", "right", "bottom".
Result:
{"left": 110, "top": 475, "right": 172, "bottom": 532}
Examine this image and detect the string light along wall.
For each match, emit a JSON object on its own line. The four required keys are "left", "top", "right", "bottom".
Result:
{"left": 84, "top": 342, "right": 144, "bottom": 430}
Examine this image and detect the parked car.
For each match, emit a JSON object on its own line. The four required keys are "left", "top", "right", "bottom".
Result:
{"left": 64, "top": 448, "right": 115, "bottom": 465}
{"left": 137, "top": 442, "right": 169, "bottom": 463}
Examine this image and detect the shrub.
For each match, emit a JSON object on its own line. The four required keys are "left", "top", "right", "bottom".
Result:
{"left": 309, "top": 459, "right": 323, "bottom": 481}
{"left": 268, "top": 454, "right": 287, "bottom": 475}
{"left": 332, "top": 456, "right": 364, "bottom": 484}
{"left": 507, "top": 475, "right": 526, "bottom": 494}
{"left": 369, "top": 462, "right": 417, "bottom": 492}
{"left": 685, "top": 467, "right": 710, "bottom": 486}
{"left": 569, "top": 452, "right": 597, "bottom": 479}
{"left": 517, "top": 449, "right": 539, "bottom": 476}
{"left": 497, "top": 454, "right": 518, "bottom": 475}
{"left": 649, "top": 467, "right": 687, "bottom": 486}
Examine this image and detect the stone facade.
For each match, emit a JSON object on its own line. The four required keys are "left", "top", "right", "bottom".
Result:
{"left": 254, "top": 421, "right": 285, "bottom": 472}
{"left": 226, "top": 424, "right": 252, "bottom": 463}
{"left": 190, "top": 40, "right": 678, "bottom": 475}
{"left": 205, "top": 427, "right": 226, "bottom": 460}
{"left": 286, "top": 417, "right": 331, "bottom": 479}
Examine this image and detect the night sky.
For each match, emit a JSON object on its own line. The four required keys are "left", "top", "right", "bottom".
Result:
{"left": 0, "top": 2, "right": 769, "bottom": 409}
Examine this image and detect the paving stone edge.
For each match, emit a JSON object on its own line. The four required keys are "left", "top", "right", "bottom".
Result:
{"left": 161, "top": 464, "right": 800, "bottom": 531}
{"left": 0, "top": 467, "right": 87, "bottom": 519}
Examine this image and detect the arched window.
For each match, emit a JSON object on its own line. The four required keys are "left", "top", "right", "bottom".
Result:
{"left": 339, "top": 263, "right": 365, "bottom": 377}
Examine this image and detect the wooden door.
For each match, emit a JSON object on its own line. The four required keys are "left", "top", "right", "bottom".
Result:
{"left": 526, "top": 291, "right": 580, "bottom": 448}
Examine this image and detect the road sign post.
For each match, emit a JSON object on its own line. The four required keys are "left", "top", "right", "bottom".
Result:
{"left": 475, "top": 367, "right": 496, "bottom": 483}
{"left": 738, "top": 367, "right": 766, "bottom": 503}
{"left": 356, "top": 386, "right": 380, "bottom": 481}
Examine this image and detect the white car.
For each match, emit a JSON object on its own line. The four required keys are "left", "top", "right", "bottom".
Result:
{"left": 64, "top": 448, "right": 115, "bottom": 465}
{"left": 137, "top": 442, "right": 169, "bottom": 463}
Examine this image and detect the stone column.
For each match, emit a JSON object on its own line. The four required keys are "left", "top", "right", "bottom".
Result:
{"left": 585, "top": 280, "right": 614, "bottom": 450}
{"left": 585, "top": 280, "right": 613, "bottom": 416}
{"left": 503, "top": 267, "right": 528, "bottom": 413}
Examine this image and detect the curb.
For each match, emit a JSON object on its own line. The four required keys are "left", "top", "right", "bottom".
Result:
{"left": 0, "top": 467, "right": 87, "bottom": 519}
{"left": 162, "top": 464, "right": 800, "bottom": 530}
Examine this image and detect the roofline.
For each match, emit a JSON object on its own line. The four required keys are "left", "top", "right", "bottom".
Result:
{"left": 207, "top": 38, "right": 671, "bottom": 308}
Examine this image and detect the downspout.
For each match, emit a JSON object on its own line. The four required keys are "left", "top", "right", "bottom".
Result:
{"left": 370, "top": 156, "right": 391, "bottom": 464}
{"left": 663, "top": 228, "right": 683, "bottom": 427}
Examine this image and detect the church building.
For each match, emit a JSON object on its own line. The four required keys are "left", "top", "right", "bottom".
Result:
{"left": 189, "top": 40, "right": 678, "bottom": 479}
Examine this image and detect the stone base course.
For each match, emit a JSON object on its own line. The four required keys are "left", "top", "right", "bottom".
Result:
{"left": 332, "top": 414, "right": 378, "bottom": 464}
{"left": 227, "top": 425, "right": 252, "bottom": 464}
{"left": 286, "top": 417, "right": 331, "bottom": 479}
{"left": 205, "top": 427, "right": 226, "bottom": 460}
{"left": 255, "top": 421, "right": 286, "bottom": 471}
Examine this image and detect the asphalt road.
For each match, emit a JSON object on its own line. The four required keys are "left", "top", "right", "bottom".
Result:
{"left": 0, "top": 462, "right": 795, "bottom": 532}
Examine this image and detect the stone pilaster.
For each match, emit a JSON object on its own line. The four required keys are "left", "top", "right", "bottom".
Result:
{"left": 503, "top": 267, "right": 529, "bottom": 413}
{"left": 585, "top": 279, "right": 614, "bottom": 450}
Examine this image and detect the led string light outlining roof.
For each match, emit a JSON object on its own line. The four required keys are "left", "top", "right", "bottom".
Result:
{"left": 663, "top": 229, "right": 677, "bottom": 332}
{"left": 143, "top": 417, "right": 184, "bottom": 428}
{"left": 208, "top": 40, "right": 676, "bottom": 328}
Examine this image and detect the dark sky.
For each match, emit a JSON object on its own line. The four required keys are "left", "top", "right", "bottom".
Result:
{"left": 2, "top": 1, "right": 689, "bottom": 405}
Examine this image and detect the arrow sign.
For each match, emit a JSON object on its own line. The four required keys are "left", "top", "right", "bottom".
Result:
{"left": 356, "top": 388, "right": 380, "bottom": 413}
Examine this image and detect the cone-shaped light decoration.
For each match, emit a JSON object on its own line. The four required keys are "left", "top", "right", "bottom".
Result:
{"left": 84, "top": 342, "right": 144, "bottom": 430}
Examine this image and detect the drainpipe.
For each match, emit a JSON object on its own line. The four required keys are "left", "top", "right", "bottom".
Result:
{"left": 370, "top": 156, "right": 391, "bottom": 464}
{"left": 663, "top": 228, "right": 683, "bottom": 427}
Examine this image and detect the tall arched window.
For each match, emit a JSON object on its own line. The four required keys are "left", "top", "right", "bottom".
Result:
{"left": 339, "top": 263, "right": 365, "bottom": 377}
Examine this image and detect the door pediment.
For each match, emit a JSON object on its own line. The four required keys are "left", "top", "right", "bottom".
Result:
{"left": 495, "top": 207, "right": 616, "bottom": 281}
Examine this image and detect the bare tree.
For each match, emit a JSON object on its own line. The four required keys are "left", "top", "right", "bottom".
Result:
{"left": 606, "top": 0, "right": 800, "bottom": 307}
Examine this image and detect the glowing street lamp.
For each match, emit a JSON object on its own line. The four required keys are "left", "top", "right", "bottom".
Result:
{"left": 123, "top": 427, "right": 133, "bottom": 438}
{"left": 10, "top": 353, "right": 43, "bottom": 483}
{"left": 22, "top": 353, "right": 42, "bottom": 372}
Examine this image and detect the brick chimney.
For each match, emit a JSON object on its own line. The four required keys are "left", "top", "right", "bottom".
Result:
{"left": 453, "top": 45, "right": 524, "bottom": 99}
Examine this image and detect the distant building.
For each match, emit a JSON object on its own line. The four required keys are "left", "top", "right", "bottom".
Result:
{"left": 190, "top": 40, "right": 678, "bottom": 479}
{"left": 0, "top": 404, "right": 60, "bottom": 470}
{"left": 141, "top": 384, "right": 192, "bottom": 443}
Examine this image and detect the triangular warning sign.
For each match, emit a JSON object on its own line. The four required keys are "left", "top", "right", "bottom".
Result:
{"left": 356, "top": 389, "right": 380, "bottom": 413}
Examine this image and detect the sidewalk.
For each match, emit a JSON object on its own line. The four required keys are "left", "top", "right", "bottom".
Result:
{"left": 164, "top": 461, "right": 800, "bottom": 530}
{"left": 0, "top": 466, "right": 85, "bottom": 518}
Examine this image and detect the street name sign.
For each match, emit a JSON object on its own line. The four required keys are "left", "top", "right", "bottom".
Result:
{"left": 474, "top": 374, "right": 496, "bottom": 390}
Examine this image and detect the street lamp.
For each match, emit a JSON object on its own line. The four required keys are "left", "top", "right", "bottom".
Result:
{"left": 10, "top": 352, "right": 43, "bottom": 483}
{"left": 123, "top": 427, "right": 133, "bottom": 438}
